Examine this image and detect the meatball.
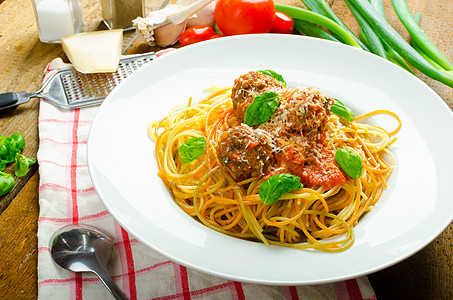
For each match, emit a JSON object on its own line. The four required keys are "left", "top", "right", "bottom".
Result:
{"left": 217, "top": 124, "right": 274, "bottom": 181}
{"left": 218, "top": 71, "right": 345, "bottom": 189}
{"left": 268, "top": 87, "right": 334, "bottom": 134}
{"left": 231, "top": 71, "right": 284, "bottom": 120}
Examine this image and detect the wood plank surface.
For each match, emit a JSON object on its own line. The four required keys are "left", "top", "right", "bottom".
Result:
{"left": 0, "top": 0, "right": 451, "bottom": 299}
{"left": 0, "top": 172, "right": 39, "bottom": 300}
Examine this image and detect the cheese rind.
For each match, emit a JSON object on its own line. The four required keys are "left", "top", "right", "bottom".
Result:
{"left": 61, "top": 29, "right": 123, "bottom": 73}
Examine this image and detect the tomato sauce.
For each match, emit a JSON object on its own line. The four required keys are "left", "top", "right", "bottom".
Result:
{"left": 276, "top": 145, "right": 345, "bottom": 190}
{"left": 217, "top": 71, "right": 346, "bottom": 190}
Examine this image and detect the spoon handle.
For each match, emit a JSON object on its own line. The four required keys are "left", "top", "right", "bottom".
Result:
{"left": 94, "top": 266, "right": 128, "bottom": 300}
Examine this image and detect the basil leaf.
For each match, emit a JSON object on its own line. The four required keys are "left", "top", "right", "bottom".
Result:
{"left": 257, "top": 69, "right": 287, "bottom": 87}
{"left": 0, "top": 133, "right": 26, "bottom": 164}
{"left": 178, "top": 136, "right": 206, "bottom": 164}
{"left": 0, "top": 171, "right": 14, "bottom": 197}
{"left": 244, "top": 92, "right": 279, "bottom": 126}
{"left": 331, "top": 99, "right": 355, "bottom": 122}
{"left": 335, "top": 148, "right": 362, "bottom": 179}
{"left": 0, "top": 136, "right": 14, "bottom": 163}
{"left": 15, "top": 153, "right": 36, "bottom": 177}
{"left": 11, "top": 132, "right": 25, "bottom": 153}
{"left": 259, "top": 173, "right": 303, "bottom": 205}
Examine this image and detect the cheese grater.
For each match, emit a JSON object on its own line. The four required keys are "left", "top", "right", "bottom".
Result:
{"left": 0, "top": 52, "right": 156, "bottom": 111}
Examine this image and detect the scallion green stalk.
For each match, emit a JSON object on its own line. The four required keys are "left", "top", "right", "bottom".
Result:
{"left": 369, "top": 0, "right": 414, "bottom": 73}
{"left": 385, "top": 47, "right": 416, "bottom": 74}
{"left": 413, "top": 12, "right": 421, "bottom": 25}
{"left": 409, "top": 12, "right": 443, "bottom": 70}
{"left": 369, "top": 0, "right": 385, "bottom": 18}
{"left": 359, "top": 28, "right": 414, "bottom": 73}
{"left": 347, "top": 0, "right": 453, "bottom": 87}
{"left": 343, "top": 0, "right": 386, "bottom": 58}
{"left": 293, "top": 20, "right": 341, "bottom": 42}
{"left": 301, "top": 0, "right": 369, "bottom": 50}
{"left": 275, "top": 4, "right": 362, "bottom": 49}
{"left": 392, "top": 0, "right": 453, "bottom": 71}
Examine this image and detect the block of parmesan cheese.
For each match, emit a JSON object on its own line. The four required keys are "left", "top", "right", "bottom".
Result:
{"left": 61, "top": 29, "right": 123, "bottom": 73}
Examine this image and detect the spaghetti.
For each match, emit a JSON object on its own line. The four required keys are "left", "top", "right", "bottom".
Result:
{"left": 149, "top": 71, "right": 401, "bottom": 252}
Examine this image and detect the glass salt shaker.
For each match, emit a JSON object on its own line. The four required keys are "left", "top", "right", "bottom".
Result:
{"left": 101, "top": 0, "right": 145, "bottom": 31}
{"left": 30, "top": 0, "right": 84, "bottom": 43}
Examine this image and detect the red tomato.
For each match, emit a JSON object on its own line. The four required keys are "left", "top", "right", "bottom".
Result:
{"left": 210, "top": 34, "right": 224, "bottom": 39}
{"left": 215, "top": 0, "right": 276, "bottom": 36}
{"left": 179, "top": 26, "right": 215, "bottom": 46}
{"left": 271, "top": 11, "right": 294, "bottom": 34}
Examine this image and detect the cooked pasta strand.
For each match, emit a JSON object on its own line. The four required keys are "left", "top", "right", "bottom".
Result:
{"left": 150, "top": 86, "right": 399, "bottom": 252}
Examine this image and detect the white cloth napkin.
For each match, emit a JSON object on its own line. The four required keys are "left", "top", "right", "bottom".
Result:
{"left": 36, "top": 59, "right": 376, "bottom": 299}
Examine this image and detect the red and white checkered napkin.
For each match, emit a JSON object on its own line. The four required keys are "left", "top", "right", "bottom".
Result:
{"left": 36, "top": 60, "right": 376, "bottom": 300}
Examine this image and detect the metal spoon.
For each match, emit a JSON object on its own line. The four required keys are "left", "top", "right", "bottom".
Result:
{"left": 50, "top": 224, "right": 128, "bottom": 300}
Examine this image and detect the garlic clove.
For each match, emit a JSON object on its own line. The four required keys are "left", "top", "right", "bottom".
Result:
{"left": 186, "top": 0, "right": 216, "bottom": 28}
{"left": 153, "top": 21, "right": 187, "bottom": 47}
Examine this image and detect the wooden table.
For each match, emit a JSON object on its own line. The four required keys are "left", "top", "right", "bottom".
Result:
{"left": 0, "top": 0, "right": 451, "bottom": 299}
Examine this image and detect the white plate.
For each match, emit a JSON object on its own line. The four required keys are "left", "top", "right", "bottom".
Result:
{"left": 87, "top": 34, "right": 453, "bottom": 285}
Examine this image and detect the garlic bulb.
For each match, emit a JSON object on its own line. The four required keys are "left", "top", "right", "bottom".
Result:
{"left": 133, "top": 5, "right": 183, "bottom": 46}
{"left": 133, "top": 0, "right": 213, "bottom": 46}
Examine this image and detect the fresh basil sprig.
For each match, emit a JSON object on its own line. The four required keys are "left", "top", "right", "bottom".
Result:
{"left": 0, "top": 133, "right": 26, "bottom": 169}
{"left": 0, "top": 132, "right": 26, "bottom": 171}
{"left": 244, "top": 92, "right": 279, "bottom": 126}
{"left": 178, "top": 136, "right": 206, "bottom": 164}
{"left": 259, "top": 173, "right": 303, "bottom": 205}
{"left": 331, "top": 99, "right": 355, "bottom": 122}
{"left": 15, "top": 153, "right": 36, "bottom": 177}
{"left": 335, "top": 148, "right": 362, "bottom": 179}
{"left": 0, "top": 132, "right": 32, "bottom": 197}
{"left": 257, "top": 69, "right": 287, "bottom": 87}
{"left": 0, "top": 171, "right": 14, "bottom": 197}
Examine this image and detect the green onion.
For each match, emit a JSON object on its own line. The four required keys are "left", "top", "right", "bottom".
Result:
{"left": 347, "top": 0, "right": 453, "bottom": 88}
{"left": 392, "top": 0, "right": 453, "bottom": 71}
{"left": 368, "top": 0, "right": 414, "bottom": 73}
{"left": 383, "top": 46, "right": 415, "bottom": 73}
{"left": 369, "top": 0, "right": 385, "bottom": 18}
{"left": 409, "top": 12, "right": 444, "bottom": 70}
{"left": 275, "top": 4, "right": 362, "bottom": 49}
{"left": 293, "top": 19, "right": 340, "bottom": 42}
{"left": 343, "top": 0, "right": 386, "bottom": 58}
{"left": 413, "top": 12, "right": 422, "bottom": 25}
{"left": 301, "top": 0, "right": 369, "bottom": 51}
{"left": 355, "top": 10, "right": 413, "bottom": 73}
